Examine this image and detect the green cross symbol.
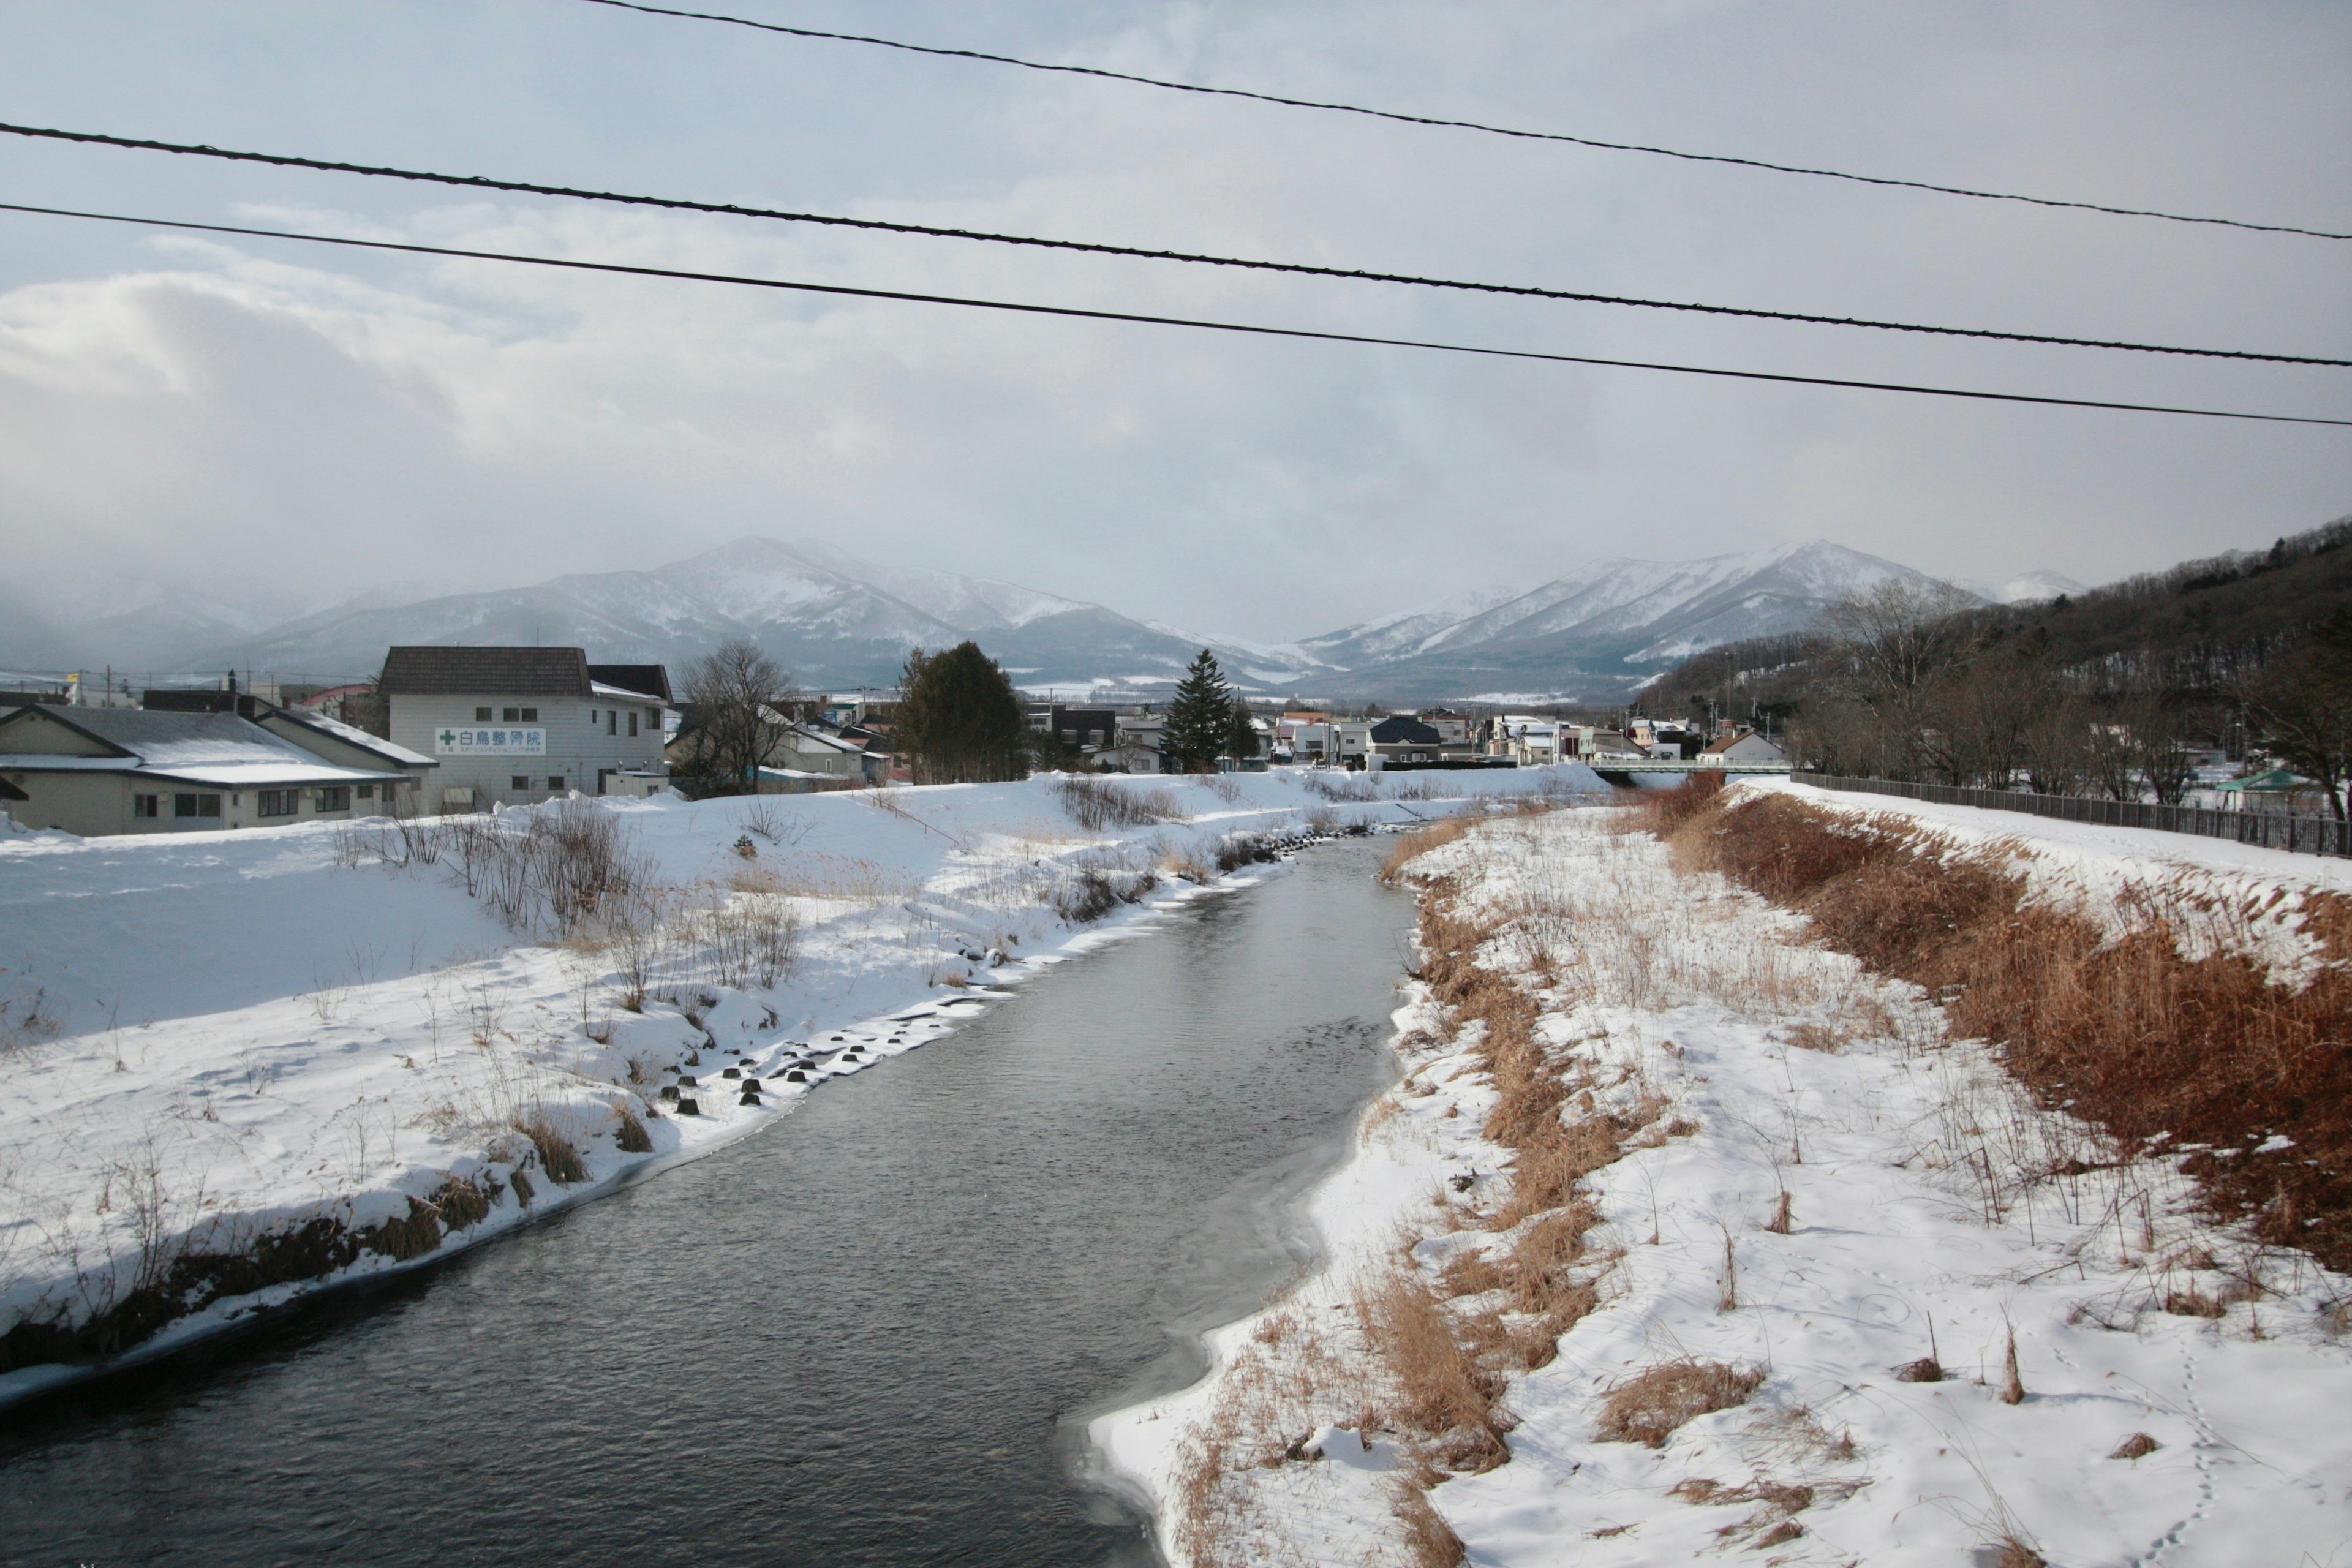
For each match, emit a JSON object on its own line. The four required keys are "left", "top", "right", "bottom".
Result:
{"left": 439, "top": 729, "right": 457, "bottom": 747}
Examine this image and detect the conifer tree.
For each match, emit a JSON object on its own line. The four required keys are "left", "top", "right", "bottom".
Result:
{"left": 1164, "top": 649, "right": 1232, "bottom": 771}
{"left": 895, "top": 642, "right": 1030, "bottom": 783}
{"left": 1223, "top": 695, "right": 1260, "bottom": 764}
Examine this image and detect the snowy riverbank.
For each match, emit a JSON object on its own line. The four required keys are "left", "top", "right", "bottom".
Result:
{"left": 0, "top": 766, "right": 1593, "bottom": 1406}
{"left": 1095, "top": 794, "right": 2352, "bottom": 1567}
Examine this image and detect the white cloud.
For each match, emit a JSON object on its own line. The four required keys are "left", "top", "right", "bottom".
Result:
{"left": 0, "top": 0, "right": 2343, "bottom": 643}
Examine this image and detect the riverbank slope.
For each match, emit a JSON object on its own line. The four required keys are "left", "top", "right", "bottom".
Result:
{"left": 1098, "top": 792, "right": 2352, "bottom": 1567}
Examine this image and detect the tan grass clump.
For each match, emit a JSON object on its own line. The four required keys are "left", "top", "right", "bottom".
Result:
{"left": 1357, "top": 1268, "right": 1513, "bottom": 1472}
{"left": 515, "top": 1114, "right": 588, "bottom": 1185}
{"left": 1594, "top": 1360, "right": 1764, "bottom": 1447}
{"left": 1382, "top": 814, "right": 1480, "bottom": 883}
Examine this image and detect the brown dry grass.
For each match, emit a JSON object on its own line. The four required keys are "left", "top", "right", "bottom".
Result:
{"left": 514, "top": 1114, "right": 587, "bottom": 1185}
{"left": 1382, "top": 813, "right": 1480, "bottom": 883}
{"left": 1656, "top": 789, "right": 2352, "bottom": 1271}
{"left": 1594, "top": 1360, "right": 1764, "bottom": 1447}
{"left": 1355, "top": 1269, "right": 1513, "bottom": 1472}
{"left": 1387, "top": 1479, "right": 1468, "bottom": 1568}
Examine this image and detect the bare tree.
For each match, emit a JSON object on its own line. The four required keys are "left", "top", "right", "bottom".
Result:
{"left": 1820, "top": 580, "right": 1982, "bottom": 697}
{"left": 681, "top": 639, "right": 796, "bottom": 796}
{"left": 2242, "top": 616, "right": 2352, "bottom": 823}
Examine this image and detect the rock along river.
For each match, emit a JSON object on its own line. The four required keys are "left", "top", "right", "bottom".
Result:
{"left": 0, "top": 835, "right": 1412, "bottom": 1567}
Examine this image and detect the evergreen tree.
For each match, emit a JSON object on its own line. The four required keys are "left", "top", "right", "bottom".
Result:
{"left": 1163, "top": 649, "right": 1232, "bottom": 771}
{"left": 1223, "top": 695, "right": 1260, "bottom": 764}
{"left": 895, "top": 642, "right": 1030, "bottom": 783}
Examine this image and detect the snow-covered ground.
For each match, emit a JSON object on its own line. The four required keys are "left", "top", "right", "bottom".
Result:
{"left": 1097, "top": 798, "right": 2352, "bottom": 1567}
{"left": 0, "top": 766, "right": 1595, "bottom": 1406}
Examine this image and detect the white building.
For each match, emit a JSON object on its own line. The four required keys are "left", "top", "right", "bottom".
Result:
{"left": 379, "top": 647, "right": 669, "bottom": 811}
{"left": 0, "top": 706, "right": 413, "bottom": 837}
{"left": 1700, "top": 729, "right": 1790, "bottom": 764}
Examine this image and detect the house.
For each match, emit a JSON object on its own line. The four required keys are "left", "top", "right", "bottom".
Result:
{"left": 1417, "top": 709, "right": 1475, "bottom": 745}
{"left": 379, "top": 646, "right": 669, "bottom": 811}
{"left": 1499, "top": 717, "right": 1561, "bottom": 766}
{"left": 0, "top": 706, "right": 412, "bottom": 836}
{"left": 1700, "top": 729, "right": 1789, "bottom": 764}
{"left": 1113, "top": 713, "right": 1169, "bottom": 774}
{"left": 1570, "top": 727, "right": 1645, "bottom": 761}
{"left": 1026, "top": 704, "right": 1120, "bottom": 760}
{"left": 1366, "top": 715, "right": 1446, "bottom": 766}
{"left": 1277, "top": 711, "right": 1332, "bottom": 762}
{"left": 770, "top": 723, "right": 878, "bottom": 783}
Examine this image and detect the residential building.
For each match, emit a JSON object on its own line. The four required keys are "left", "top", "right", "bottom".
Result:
{"left": 1278, "top": 711, "right": 1333, "bottom": 762}
{"left": 1700, "top": 729, "right": 1790, "bottom": 764}
{"left": 379, "top": 646, "right": 669, "bottom": 811}
{"left": 1366, "top": 715, "right": 1445, "bottom": 766}
{"left": 1499, "top": 717, "right": 1561, "bottom": 766}
{"left": 1026, "top": 704, "right": 1119, "bottom": 760}
{"left": 1417, "top": 709, "right": 1474, "bottom": 745}
{"left": 1113, "top": 713, "right": 1169, "bottom": 774}
{"left": 0, "top": 706, "right": 412, "bottom": 837}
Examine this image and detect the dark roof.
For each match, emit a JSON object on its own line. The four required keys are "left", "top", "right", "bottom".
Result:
{"left": 586, "top": 663, "right": 673, "bottom": 703}
{"left": 380, "top": 646, "right": 592, "bottom": 697}
{"left": 0, "top": 775, "right": 26, "bottom": 801}
{"left": 1369, "top": 715, "right": 1443, "bottom": 745}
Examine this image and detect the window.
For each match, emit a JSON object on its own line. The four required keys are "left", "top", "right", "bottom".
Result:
{"left": 476, "top": 707, "right": 493, "bottom": 722}
{"left": 521, "top": 707, "right": 537, "bottom": 723}
{"left": 628, "top": 712, "right": 639, "bottom": 737}
{"left": 607, "top": 710, "right": 617, "bottom": 736}
{"left": 356, "top": 783, "right": 374, "bottom": 800}
{"left": 513, "top": 775, "right": 531, "bottom": 791}
{"left": 546, "top": 775, "right": 565, "bottom": 793}
{"left": 317, "top": 786, "right": 351, "bottom": 812}
{"left": 134, "top": 794, "right": 159, "bottom": 818}
{"left": 174, "top": 793, "right": 221, "bottom": 819}
{"left": 257, "top": 790, "right": 298, "bottom": 818}
{"left": 502, "top": 707, "right": 520, "bottom": 722}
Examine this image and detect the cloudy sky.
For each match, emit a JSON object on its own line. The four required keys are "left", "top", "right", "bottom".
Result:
{"left": 0, "top": 0, "right": 2345, "bottom": 643}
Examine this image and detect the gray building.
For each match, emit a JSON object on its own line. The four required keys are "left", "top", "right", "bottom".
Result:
{"left": 0, "top": 706, "right": 413, "bottom": 837}
{"left": 379, "top": 647, "right": 669, "bottom": 810}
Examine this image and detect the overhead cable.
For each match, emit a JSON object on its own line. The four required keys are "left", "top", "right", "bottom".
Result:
{"left": 3, "top": 200, "right": 2343, "bottom": 428}
{"left": 576, "top": 0, "right": 2352, "bottom": 243}
{"left": 4, "top": 121, "right": 2342, "bottom": 369}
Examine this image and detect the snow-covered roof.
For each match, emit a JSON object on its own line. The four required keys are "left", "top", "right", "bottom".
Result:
{"left": 0, "top": 707, "right": 404, "bottom": 785}
{"left": 271, "top": 709, "right": 434, "bottom": 767}
{"left": 782, "top": 728, "right": 865, "bottom": 755}
{"left": 590, "top": 680, "right": 669, "bottom": 704}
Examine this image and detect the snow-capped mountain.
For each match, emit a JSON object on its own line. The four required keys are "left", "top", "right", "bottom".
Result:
{"left": 1300, "top": 541, "right": 1966, "bottom": 699}
{"left": 178, "top": 538, "right": 1304, "bottom": 693}
{"left": 1967, "top": 569, "right": 2087, "bottom": 605}
{"left": 10, "top": 534, "right": 1991, "bottom": 704}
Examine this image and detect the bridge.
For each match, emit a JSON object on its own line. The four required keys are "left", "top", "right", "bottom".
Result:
{"left": 1584, "top": 758, "right": 1794, "bottom": 786}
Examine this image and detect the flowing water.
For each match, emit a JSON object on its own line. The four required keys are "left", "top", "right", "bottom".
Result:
{"left": 0, "top": 837, "right": 1412, "bottom": 1567}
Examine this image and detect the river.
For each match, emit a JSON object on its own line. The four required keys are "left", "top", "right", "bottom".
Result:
{"left": 0, "top": 836, "right": 1412, "bottom": 1567}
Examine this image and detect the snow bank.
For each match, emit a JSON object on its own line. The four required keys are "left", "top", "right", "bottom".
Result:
{"left": 1763, "top": 777, "right": 2352, "bottom": 983}
{"left": 1097, "top": 806, "right": 2352, "bottom": 1566}
{"left": 0, "top": 766, "right": 1594, "bottom": 1405}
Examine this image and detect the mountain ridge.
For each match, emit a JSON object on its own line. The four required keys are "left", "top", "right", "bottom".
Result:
{"left": 4, "top": 535, "right": 2052, "bottom": 703}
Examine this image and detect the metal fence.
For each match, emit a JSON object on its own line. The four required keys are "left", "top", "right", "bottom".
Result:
{"left": 1788, "top": 772, "right": 2348, "bottom": 858}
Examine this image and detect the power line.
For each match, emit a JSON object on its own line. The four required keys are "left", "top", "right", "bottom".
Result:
{"left": 4, "top": 200, "right": 2343, "bottom": 429}
{"left": 7, "top": 121, "right": 2342, "bottom": 370}
{"left": 576, "top": 0, "right": 2352, "bottom": 243}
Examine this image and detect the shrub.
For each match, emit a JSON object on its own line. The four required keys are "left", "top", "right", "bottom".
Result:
{"left": 1052, "top": 775, "right": 1185, "bottom": 831}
